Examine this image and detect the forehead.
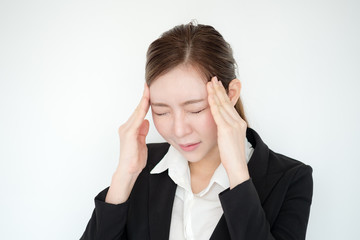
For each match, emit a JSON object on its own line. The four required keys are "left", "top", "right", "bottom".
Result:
{"left": 149, "top": 65, "right": 208, "bottom": 102}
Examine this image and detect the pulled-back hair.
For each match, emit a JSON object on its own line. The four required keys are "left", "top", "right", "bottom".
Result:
{"left": 145, "top": 22, "right": 248, "bottom": 125}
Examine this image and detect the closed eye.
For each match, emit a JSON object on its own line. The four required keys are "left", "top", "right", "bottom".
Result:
{"left": 154, "top": 112, "right": 168, "bottom": 116}
{"left": 190, "top": 107, "right": 208, "bottom": 114}
{"left": 191, "top": 109, "right": 204, "bottom": 114}
{"left": 154, "top": 108, "right": 206, "bottom": 116}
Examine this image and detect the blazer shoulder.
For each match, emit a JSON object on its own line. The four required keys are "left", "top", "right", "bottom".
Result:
{"left": 268, "top": 149, "right": 313, "bottom": 176}
{"left": 146, "top": 142, "right": 171, "bottom": 170}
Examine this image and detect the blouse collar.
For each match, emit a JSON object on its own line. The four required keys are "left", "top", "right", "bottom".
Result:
{"left": 150, "top": 137, "right": 254, "bottom": 194}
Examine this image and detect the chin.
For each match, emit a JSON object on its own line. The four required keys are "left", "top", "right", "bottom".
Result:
{"left": 182, "top": 154, "right": 204, "bottom": 163}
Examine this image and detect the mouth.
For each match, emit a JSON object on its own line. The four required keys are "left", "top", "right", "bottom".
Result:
{"left": 179, "top": 142, "right": 201, "bottom": 152}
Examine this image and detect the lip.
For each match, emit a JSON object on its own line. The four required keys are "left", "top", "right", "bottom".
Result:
{"left": 179, "top": 142, "right": 201, "bottom": 152}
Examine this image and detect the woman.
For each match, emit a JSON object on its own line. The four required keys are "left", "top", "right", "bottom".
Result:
{"left": 81, "top": 22, "right": 313, "bottom": 240}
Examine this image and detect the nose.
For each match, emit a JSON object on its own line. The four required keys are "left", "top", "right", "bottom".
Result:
{"left": 173, "top": 113, "right": 192, "bottom": 138}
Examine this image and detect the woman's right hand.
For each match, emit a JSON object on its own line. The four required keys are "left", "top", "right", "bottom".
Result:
{"left": 105, "top": 83, "right": 150, "bottom": 204}
{"left": 116, "top": 82, "right": 151, "bottom": 175}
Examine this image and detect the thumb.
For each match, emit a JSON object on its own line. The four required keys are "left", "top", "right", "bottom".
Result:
{"left": 138, "top": 119, "right": 150, "bottom": 143}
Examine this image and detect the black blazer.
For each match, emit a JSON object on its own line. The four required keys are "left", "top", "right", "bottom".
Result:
{"left": 80, "top": 128, "right": 313, "bottom": 240}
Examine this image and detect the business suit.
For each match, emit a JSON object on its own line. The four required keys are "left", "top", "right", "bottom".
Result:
{"left": 80, "top": 128, "right": 313, "bottom": 240}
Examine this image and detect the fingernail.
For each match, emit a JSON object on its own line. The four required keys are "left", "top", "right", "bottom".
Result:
{"left": 211, "top": 78, "right": 216, "bottom": 86}
{"left": 208, "top": 81, "right": 214, "bottom": 89}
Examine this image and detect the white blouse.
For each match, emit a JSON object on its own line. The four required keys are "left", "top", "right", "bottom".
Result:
{"left": 150, "top": 139, "right": 254, "bottom": 240}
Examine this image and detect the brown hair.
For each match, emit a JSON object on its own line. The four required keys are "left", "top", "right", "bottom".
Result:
{"left": 145, "top": 22, "right": 248, "bottom": 125}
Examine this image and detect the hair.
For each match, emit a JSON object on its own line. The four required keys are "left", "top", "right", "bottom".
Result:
{"left": 145, "top": 21, "right": 248, "bottom": 125}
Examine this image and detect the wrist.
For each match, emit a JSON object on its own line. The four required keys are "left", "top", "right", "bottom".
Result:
{"left": 112, "top": 169, "right": 139, "bottom": 188}
{"left": 226, "top": 165, "right": 250, "bottom": 189}
{"left": 105, "top": 170, "right": 139, "bottom": 204}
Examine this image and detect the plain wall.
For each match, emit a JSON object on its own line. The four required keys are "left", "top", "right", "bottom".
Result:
{"left": 1, "top": 0, "right": 359, "bottom": 239}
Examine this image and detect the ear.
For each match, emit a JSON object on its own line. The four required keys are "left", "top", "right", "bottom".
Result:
{"left": 227, "top": 79, "right": 241, "bottom": 106}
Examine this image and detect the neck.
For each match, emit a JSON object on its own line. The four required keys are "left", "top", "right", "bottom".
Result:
{"left": 188, "top": 145, "right": 221, "bottom": 177}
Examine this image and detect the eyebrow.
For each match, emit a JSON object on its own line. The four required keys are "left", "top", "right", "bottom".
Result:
{"left": 150, "top": 98, "right": 205, "bottom": 107}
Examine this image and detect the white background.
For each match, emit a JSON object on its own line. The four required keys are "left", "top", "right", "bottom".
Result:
{"left": 1, "top": 0, "right": 359, "bottom": 239}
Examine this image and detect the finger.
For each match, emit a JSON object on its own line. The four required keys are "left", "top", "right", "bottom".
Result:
{"left": 138, "top": 119, "right": 150, "bottom": 144}
{"left": 126, "top": 83, "right": 150, "bottom": 129}
{"left": 212, "top": 77, "right": 231, "bottom": 104}
{"left": 207, "top": 80, "right": 221, "bottom": 105}
{"left": 207, "top": 81, "right": 233, "bottom": 126}
{"left": 211, "top": 77, "right": 243, "bottom": 122}
{"left": 134, "top": 82, "right": 150, "bottom": 119}
{"left": 207, "top": 79, "right": 237, "bottom": 124}
{"left": 129, "top": 83, "right": 150, "bottom": 120}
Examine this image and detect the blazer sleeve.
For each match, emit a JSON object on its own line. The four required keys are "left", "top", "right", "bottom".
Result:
{"left": 219, "top": 164, "right": 313, "bottom": 240}
{"left": 80, "top": 187, "right": 129, "bottom": 240}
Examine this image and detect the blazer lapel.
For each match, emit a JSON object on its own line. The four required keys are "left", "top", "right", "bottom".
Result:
{"left": 148, "top": 170, "right": 177, "bottom": 240}
{"left": 247, "top": 128, "right": 283, "bottom": 204}
{"left": 147, "top": 128, "right": 282, "bottom": 239}
{"left": 211, "top": 128, "right": 282, "bottom": 239}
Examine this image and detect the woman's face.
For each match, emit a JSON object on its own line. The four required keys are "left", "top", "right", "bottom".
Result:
{"left": 149, "top": 64, "right": 219, "bottom": 163}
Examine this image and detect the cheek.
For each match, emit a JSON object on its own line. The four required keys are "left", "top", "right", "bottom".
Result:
{"left": 152, "top": 115, "right": 171, "bottom": 138}
{"left": 197, "top": 111, "right": 218, "bottom": 136}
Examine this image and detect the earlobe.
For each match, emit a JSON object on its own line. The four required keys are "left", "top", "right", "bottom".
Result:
{"left": 228, "top": 79, "right": 241, "bottom": 106}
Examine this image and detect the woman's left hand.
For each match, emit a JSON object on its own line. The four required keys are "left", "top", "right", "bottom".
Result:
{"left": 207, "top": 76, "right": 250, "bottom": 189}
